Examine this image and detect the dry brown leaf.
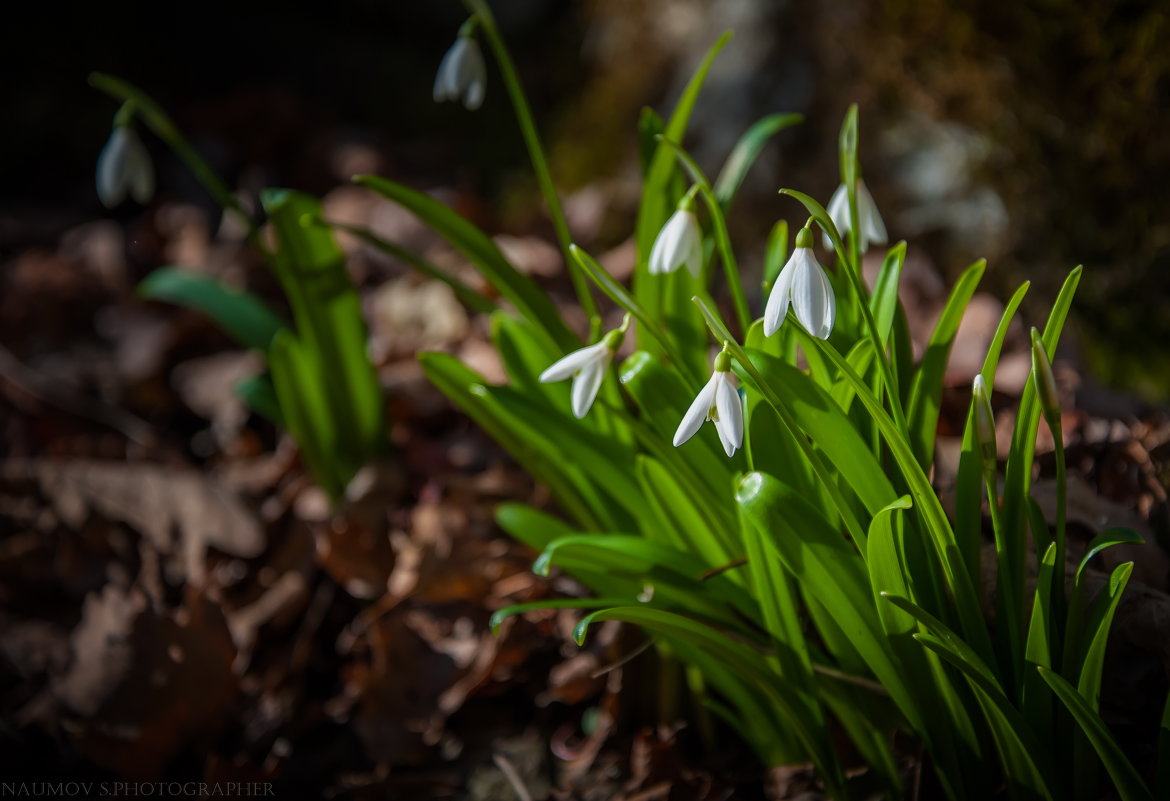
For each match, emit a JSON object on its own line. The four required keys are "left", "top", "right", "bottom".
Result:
{"left": 53, "top": 584, "right": 238, "bottom": 779}
{"left": 4, "top": 460, "right": 265, "bottom": 585}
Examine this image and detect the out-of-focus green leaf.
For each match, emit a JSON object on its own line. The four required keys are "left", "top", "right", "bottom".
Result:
{"left": 637, "top": 107, "right": 665, "bottom": 178}
{"left": 495, "top": 502, "right": 574, "bottom": 552}
{"left": 269, "top": 329, "right": 342, "bottom": 499}
{"left": 713, "top": 112, "right": 802, "bottom": 211}
{"left": 139, "top": 267, "right": 287, "bottom": 351}
{"left": 324, "top": 220, "right": 495, "bottom": 313}
{"left": 233, "top": 374, "right": 283, "bottom": 426}
{"left": 355, "top": 175, "right": 576, "bottom": 352}
{"left": 762, "top": 219, "right": 789, "bottom": 292}
{"left": 263, "top": 188, "right": 385, "bottom": 482}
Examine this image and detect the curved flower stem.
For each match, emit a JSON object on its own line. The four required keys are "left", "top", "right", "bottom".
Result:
{"left": 778, "top": 188, "right": 907, "bottom": 437}
{"left": 656, "top": 137, "right": 752, "bottom": 335}
{"left": 460, "top": 0, "right": 598, "bottom": 321}
{"left": 89, "top": 73, "right": 264, "bottom": 254}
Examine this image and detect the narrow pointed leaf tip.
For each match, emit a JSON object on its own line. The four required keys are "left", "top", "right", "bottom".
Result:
{"left": 763, "top": 245, "right": 835, "bottom": 339}
{"left": 434, "top": 36, "right": 487, "bottom": 110}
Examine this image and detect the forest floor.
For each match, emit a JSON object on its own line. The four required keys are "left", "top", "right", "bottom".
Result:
{"left": 2, "top": 183, "right": 1168, "bottom": 800}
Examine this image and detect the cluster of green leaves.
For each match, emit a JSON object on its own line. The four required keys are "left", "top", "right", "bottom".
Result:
{"left": 91, "top": 75, "right": 385, "bottom": 501}
{"left": 371, "top": 30, "right": 1163, "bottom": 801}
{"left": 92, "top": 14, "right": 1168, "bottom": 798}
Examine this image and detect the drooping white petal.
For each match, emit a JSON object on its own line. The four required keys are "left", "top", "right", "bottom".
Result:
{"left": 96, "top": 128, "right": 131, "bottom": 208}
{"left": 650, "top": 210, "right": 701, "bottom": 276}
{"left": 858, "top": 182, "right": 887, "bottom": 250}
{"left": 813, "top": 264, "right": 836, "bottom": 339}
{"left": 125, "top": 130, "right": 154, "bottom": 204}
{"left": 714, "top": 412, "right": 736, "bottom": 456}
{"left": 433, "top": 42, "right": 460, "bottom": 102}
{"left": 457, "top": 39, "right": 487, "bottom": 110}
{"left": 678, "top": 214, "right": 703, "bottom": 278}
{"left": 763, "top": 250, "right": 798, "bottom": 336}
{"left": 434, "top": 38, "right": 485, "bottom": 109}
{"left": 571, "top": 357, "right": 606, "bottom": 419}
{"left": 539, "top": 341, "right": 608, "bottom": 383}
{"left": 463, "top": 74, "right": 486, "bottom": 110}
{"left": 824, "top": 182, "right": 848, "bottom": 250}
{"left": 791, "top": 250, "right": 835, "bottom": 340}
{"left": 673, "top": 376, "right": 717, "bottom": 447}
{"left": 714, "top": 374, "right": 743, "bottom": 454}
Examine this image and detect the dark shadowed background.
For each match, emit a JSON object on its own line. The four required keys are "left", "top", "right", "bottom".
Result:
{"left": 3, "top": 0, "right": 1169, "bottom": 400}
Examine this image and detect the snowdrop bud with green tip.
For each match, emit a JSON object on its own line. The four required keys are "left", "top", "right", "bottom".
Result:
{"left": 972, "top": 374, "right": 998, "bottom": 470}
{"left": 96, "top": 124, "right": 154, "bottom": 208}
{"left": 764, "top": 226, "right": 835, "bottom": 339}
{"left": 673, "top": 348, "right": 743, "bottom": 457}
{"left": 539, "top": 318, "right": 627, "bottom": 419}
{"left": 649, "top": 191, "right": 702, "bottom": 278}
{"left": 824, "top": 179, "right": 887, "bottom": 253}
{"left": 1030, "top": 328, "right": 1061, "bottom": 423}
{"left": 434, "top": 30, "right": 487, "bottom": 111}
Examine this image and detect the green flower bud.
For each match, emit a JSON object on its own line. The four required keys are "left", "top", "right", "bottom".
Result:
{"left": 1030, "top": 328, "right": 1060, "bottom": 424}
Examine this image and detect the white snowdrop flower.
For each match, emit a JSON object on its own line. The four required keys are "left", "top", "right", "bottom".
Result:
{"left": 764, "top": 227, "right": 836, "bottom": 340}
{"left": 96, "top": 126, "right": 154, "bottom": 208}
{"left": 433, "top": 36, "right": 487, "bottom": 111}
{"left": 824, "top": 180, "right": 887, "bottom": 253}
{"left": 649, "top": 203, "right": 703, "bottom": 278}
{"left": 673, "top": 350, "right": 743, "bottom": 458}
{"left": 539, "top": 326, "right": 625, "bottom": 419}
